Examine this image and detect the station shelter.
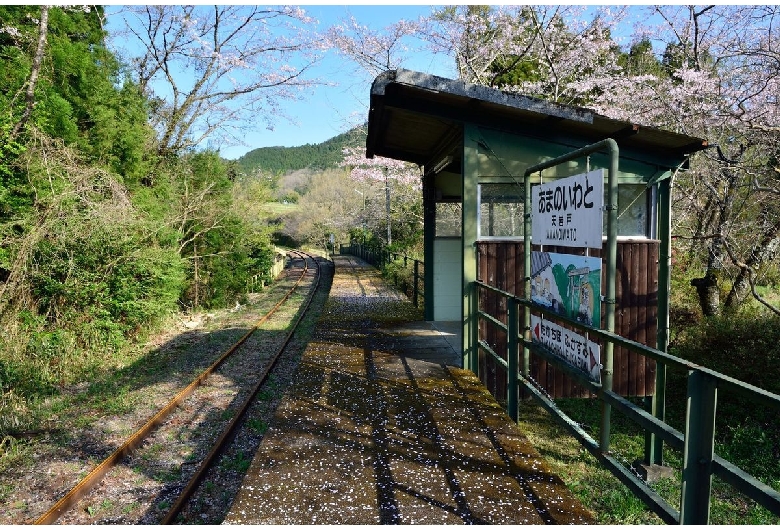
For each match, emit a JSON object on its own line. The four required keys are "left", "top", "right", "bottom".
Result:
{"left": 366, "top": 69, "right": 708, "bottom": 400}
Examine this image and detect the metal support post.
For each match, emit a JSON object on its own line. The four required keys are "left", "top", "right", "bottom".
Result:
{"left": 413, "top": 260, "right": 419, "bottom": 308}
{"left": 600, "top": 139, "right": 619, "bottom": 454}
{"left": 523, "top": 164, "right": 533, "bottom": 395}
{"left": 680, "top": 370, "right": 717, "bottom": 524}
{"left": 648, "top": 177, "right": 672, "bottom": 465}
{"left": 507, "top": 298, "right": 519, "bottom": 421}
{"left": 463, "top": 125, "right": 479, "bottom": 373}
{"left": 469, "top": 283, "right": 479, "bottom": 374}
{"left": 523, "top": 138, "right": 619, "bottom": 453}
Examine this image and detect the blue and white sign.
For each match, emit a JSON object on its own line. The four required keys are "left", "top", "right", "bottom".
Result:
{"left": 531, "top": 169, "right": 604, "bottom": 249}
{"left": 531, "top": 315, "right": 601, "bottom": 383}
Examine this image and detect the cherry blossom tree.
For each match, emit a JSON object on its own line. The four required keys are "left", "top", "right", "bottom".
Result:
{"left": 325, "top": 13, "right": 426, "bottom": 250}
{"left": 324, "top": 14, "right": 423, "bottom": 81}
{"left": 422, "top": 5, "right": 628, "bottom": 105}
{"left": 418, "top": 4, "right": 780, "bottom": 314}
{"left": 114, "top": 5, "right": 322, "bottom": 156}
{"left": 340, "top": 147, "right": 421, "bottom": 248}
{"left": 613, "top": 5, "right": 780, "bottom": 315}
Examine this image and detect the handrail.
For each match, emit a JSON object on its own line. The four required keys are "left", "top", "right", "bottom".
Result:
{"left": 340, "top": 244, "right": 425, "bottom": 308}
{"left": 475, "top": 280, "right": 780, "bottom": 523}
{"left": 476, "top": 280, "right": 780, "bottom": 409}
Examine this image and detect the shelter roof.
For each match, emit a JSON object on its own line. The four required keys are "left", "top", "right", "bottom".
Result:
{"left": 366, "top": 69, "right": 708, "bottom": 170}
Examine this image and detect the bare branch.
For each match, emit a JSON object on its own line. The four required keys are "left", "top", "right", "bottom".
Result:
{"left": 118, "top": 5, "right": 322, "bottom": 155}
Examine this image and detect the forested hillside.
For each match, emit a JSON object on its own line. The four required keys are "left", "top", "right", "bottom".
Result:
{"left": 235, "top": 126, "right": 365, "bottom": 175}
{"left": 0, "top": 6, "right": 293, "bottom": 430}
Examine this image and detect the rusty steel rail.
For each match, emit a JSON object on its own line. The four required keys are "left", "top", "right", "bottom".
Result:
{"left": 161, "top": 251, "right": 322, "bottom": 523}
{"left": 33, "top": 251, "right": 319, "bottom": 525}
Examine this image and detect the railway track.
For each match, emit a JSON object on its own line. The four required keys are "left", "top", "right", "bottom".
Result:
{"left": 30, "top": 250, "right": 325, "bottom": 524}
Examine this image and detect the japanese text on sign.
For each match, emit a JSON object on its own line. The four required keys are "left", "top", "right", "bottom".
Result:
{"left": 531, "top": 169, "right": 604, "bottom": 249}
{"left": 530, "top": 315, "right": 601, "bottom": 383}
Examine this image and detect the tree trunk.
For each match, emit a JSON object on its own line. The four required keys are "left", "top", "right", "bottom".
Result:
{"left": 691, "top": 273, "right": 720, "bottom": 316}
{"left": 724, "top": 216, "right": 780, "bottom": 308}
{"left": 9, "top": 6, "right": 49, "bottom": 140}
{"left": 691, "top": 235, "right": 724, "bottom": 317}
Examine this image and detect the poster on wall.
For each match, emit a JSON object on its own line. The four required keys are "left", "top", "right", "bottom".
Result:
{"left": 530, "top": 251, "right": 601, "bottom": 327}
{"left": 531, "top": 169, "right": 604, "bottom": 249}
{"left": 530, "top": 315, "right": 602, "bottom": 383}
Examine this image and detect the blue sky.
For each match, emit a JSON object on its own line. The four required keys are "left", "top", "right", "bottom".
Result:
{"left": 106, "top": 5, "right": 455, "bottom": 160}
{"left": 105, "top": 5, "right": 654, "bottom": 160}
{"left": 227, "top": 4, "right": 662, "bottom": 160}
{"left": 228, "top": 5, "right": 455, "bottom": 159}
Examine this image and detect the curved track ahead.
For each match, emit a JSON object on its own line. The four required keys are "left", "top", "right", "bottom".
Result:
{"left": 33, "top": 250, "right": 322, "bottom": 525}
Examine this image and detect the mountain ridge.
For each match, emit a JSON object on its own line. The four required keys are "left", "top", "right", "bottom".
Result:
{"left": 235, "top": 126, "right": 366, "bottom": 175}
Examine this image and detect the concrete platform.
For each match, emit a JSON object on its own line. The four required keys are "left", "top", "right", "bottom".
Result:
{"left": 223, "top": 255, "right": 593, "bottom": 524}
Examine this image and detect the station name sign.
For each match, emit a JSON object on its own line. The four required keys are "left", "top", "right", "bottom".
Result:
{"left": 531, "top": 169, "right": 604, "bottom": 249}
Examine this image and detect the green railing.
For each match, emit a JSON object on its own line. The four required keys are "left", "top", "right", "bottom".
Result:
{"left": 475, "top": 281, "right": 780, "bottom": 524}
{"left": 340, "top": 244, "right": 424, "bottom": 309}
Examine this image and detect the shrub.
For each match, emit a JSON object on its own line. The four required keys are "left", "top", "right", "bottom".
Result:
{"left": 670, "top": 308, "right": 780, "bottom": 394}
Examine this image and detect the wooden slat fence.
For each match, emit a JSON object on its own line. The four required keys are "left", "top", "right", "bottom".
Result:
{"left": 477, "top": 240, "right": 658, "bottom": 400}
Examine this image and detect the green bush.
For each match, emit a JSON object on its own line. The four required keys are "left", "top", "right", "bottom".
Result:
{"left": 670, "top": 308, "right": 780, "bottom": 394}
{"left": 29, "top": 218, "right": 186, "bottom": 349}
{"left": 669, "top": 308, "right": 780, "bottom": 500}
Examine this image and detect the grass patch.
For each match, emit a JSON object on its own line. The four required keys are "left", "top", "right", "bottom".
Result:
{"left": 247, "top": 418, "right": 268, "bottom": 434}
{"left": 122, "top": 501, "right": 140, "bottom": 514}
{"left": 517, "top": 401, "right": 666, "bottom": 525}
{"left": 261, "top": 202, "right": 298, "bottom": 216}
{"left": 0, "top": 482, "right": 15, "bottom": 504}
{"left": 154, "top": 466, "right": 180, "bottom": 483}
{"left": 221, "top": 450, "right": 252, "bottom": 474}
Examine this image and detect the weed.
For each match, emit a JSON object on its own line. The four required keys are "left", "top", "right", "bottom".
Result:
{"left": 0, "top": 483, "right": 14, "bottom": 504}
{"left": 141, "top": 442, "right": 165, "bottom": 461}
{"left": 73, "top": 415, "right": 96, "bottom": 429}
{"left": 154, "top": 466, "right": 180, "bottom": 482}
{"left": 100, "top": 386, "right": 137, "bottom": 415}
{"left": 247, "top": 418, "right": 268, "bottom": 434}
{"left": 122, "top": 501, "right": 140, "bottom": 514}
{"left": 221, "top": 451, "right": 252, "bottom": 473}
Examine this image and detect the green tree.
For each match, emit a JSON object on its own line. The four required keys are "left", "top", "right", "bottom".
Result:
{"left": 169, "top": 152, "right": 276, "bottom": 309}
{"left": 0, "top": 6, "right": 156, "bottom": 202}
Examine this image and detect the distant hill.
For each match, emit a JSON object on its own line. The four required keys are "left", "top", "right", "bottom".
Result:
{"left": 235, "top": 126, "right": 366, "bottom": 176}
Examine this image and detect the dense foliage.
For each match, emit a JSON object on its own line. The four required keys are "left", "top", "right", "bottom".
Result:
{"left": 0, "top": 6, "right": 281, "bottom": 431}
